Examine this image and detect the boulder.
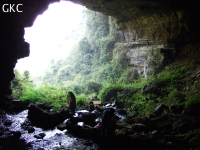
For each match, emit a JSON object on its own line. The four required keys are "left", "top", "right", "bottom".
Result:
{"left": 4, "top": 120, "right": 12, "bottom": 126}
{"left": 28, "top": 104, "right": 69, "bottom": 129}
{"left": 152, "top": 104, "right": 169, "bottom": 116}
{"left": 70, "top": 116, "right": 83, "bottom": 124}
{"left": 34, "top": 133, "right": 46, "bottom": 139}
{"left": 95, "top": 105, "right": 105, "bottom": 114}
{"left": 6, "top": 100, "right": 30, "bottom": 112}
{"left": 132, "top": 124, "right": 148, "bottom": 132}
{"left": 35, "top": 102, "right": 52, "bottom": 111}
{"left": 117, "top": 109, "right": 127, "bottom": 116}
{"left": 27, "top": 127, "right": 35, "bottom": 133}
{"left": 57, "top": 123, "right": 67, "bottom": 131}
{"left": 127, "top": 111, "right": 139, "bottom": 119}
{"left": 134, "top": 117, "right": 151, "bottom": 126}
{"left": 125, "top": 118, "right": 135, "bottom": 124}
{"left": 65, "top": 120, "right": 77, "bottom": 131}
{"left": 21, "top": 119, "right": 32, "bottom": 130}
{"left": 116, "top": 122, "right": 132, "bottom": 130}
{"left": 11, "top": 100, "right": 23, "bottom": 105}
{"left": 81, "top": 113, "right": 97, "bottom": 126}
{"left": 151, "top": 115, "right": 172, "bottom": 133}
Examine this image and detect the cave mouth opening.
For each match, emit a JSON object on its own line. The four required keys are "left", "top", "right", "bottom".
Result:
{"left": 15, "top": 1, "right": 86, "bottom": 77}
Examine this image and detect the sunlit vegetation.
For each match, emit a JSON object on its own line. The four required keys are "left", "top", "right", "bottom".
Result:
{"left": 12, "top": 9, "right": 200, "bottom": 116}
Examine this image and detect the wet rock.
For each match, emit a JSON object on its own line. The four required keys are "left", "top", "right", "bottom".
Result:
{"left": 125, "top": 117, "right": 135, "bottom": 124}
{"left": 105, "top": 103, "right": 113, "bottom": 108}
{"left": 27, "top": 127, "right": 35, "bottom": 133}
{"left": 11, "top": 100, "right": 23, "bottom": 105}
{"left": 66, "top": 120, "right": 77, "bottom": 131}
{"left": 72, "top": 116, "right": 83, "bottom": 124}
{"left": 23, "top": 100, "right": 31, "bottom": 106}
{"left": 28, "top": 104, "right": 70, "bottom": 129}
{"left": 134, "top": 117, "right": 151, "bottom": 126}
{"left": 132, "top": 124, "right": 148, "bottom": 132}
{"left": 95, "top": 105, "right": 105, "bottom": 113}
{"left": 35, "top": 102, "right": 52, "bottom": 111}
{"left": 117, "top": 109, "right": 127, "bottom": 116}
{"left": 152, "top": 104, "right": 169, "bottom": 116}
{"left": 6, "top": 100, "right": 29, "bottom": 112}
{"left": 11, "top": 131, "right": 21, "bottom": 139}
{"left": 34, "top": 133, "right": 46, "bottom": 139}
{"left": 21, "top": 119, "right": 32, "bottom": 130}
{"left": 4, "top": 120, "right": 12, "bottom": 126}
{"left": 149, "top": 113, "right": 157, "bottom": 119}
{"left": 127, "top": 111, "right": 139, "bottom": 119}
{"left": 77, "top": 110, "right": 89, "bottom": 115}
{"left": 57, "top": 123, "right": 67, "bottom": 131}
{"left": 151, "top": 130, "right": 159, "bottom": 135}
{"left": 116, "top": 122, "right": 132, "bottom": 130}
{"left": 81, "top": 113, "right": 97, "bottom": 126}
{"left": 79, "top": 126, "right": 93, "bottom": 137}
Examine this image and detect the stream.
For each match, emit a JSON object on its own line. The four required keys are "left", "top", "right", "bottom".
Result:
{"left": 1, "top": 110, "right": 101, "bottom": 150}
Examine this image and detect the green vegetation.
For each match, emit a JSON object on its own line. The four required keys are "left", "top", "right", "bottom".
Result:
{"left": 12, "top": 9, "right": 200, "bottom": 119}
{"left": 186, "top": 129, "right": 200, "bottom": 149}
{"left": 12, "top": 69, "right": 90, "bottom": 109}
{"left": 76, "top": 94, "right": 90, "bottom": 107}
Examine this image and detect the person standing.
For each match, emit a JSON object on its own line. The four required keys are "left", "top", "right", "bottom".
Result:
{"left": 101, "top": 108, "right": 116, "bottom": 140}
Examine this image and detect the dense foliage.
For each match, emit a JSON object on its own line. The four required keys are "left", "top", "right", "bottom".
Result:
{"left": 12, "top": 9, "right": 200, "bottom": 117}
{"left": 12, "top": 69, "right": 90, "bottom": 109}
{"left": 37, "top": 10, "right": 132, "bottom": 94}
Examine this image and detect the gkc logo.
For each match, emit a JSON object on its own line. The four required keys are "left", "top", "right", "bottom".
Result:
{"left": 2, "top": 4, "right": 23, "bottom": 13}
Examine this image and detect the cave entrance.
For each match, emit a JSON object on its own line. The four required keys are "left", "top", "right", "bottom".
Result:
{"left": 15, "top": 1, "right": 85, "bottom": 77}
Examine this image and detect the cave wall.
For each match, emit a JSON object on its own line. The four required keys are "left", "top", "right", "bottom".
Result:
{"left": 0, "top": 0, "right": 60, "bottom": 101}
{"left": 70, "top": 0, "right": 200, "bottom": 77}
{"left": 0, "top": 0, "right": 200, "bottom": 101}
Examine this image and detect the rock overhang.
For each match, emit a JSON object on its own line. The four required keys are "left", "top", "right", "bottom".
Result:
{"left": 0, "top": 0, "right": 200, "bottom": 100}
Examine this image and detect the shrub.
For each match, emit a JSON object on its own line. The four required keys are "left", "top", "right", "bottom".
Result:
{"left": 19, "top": 89, "right": 41, "bottom": 104}
{"left": 76, "top": 94, "right": 90, "bottom": 107}
{"left": 185, "top": 93, "right": 200, "bottom": 106}
{"left": 84, "top": 81, "right": 102, "bottom": 94}
{"left": 98, "top": 84, "right": 134, "bottom": 103}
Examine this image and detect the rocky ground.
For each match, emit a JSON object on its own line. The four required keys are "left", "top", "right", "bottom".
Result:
{"left": 0, "top": 99, "right": 200, "bottom": 150}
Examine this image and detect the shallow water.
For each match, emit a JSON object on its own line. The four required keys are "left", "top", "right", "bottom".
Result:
{"left": 5, "top": 110, "right": 100, "bottom": 150}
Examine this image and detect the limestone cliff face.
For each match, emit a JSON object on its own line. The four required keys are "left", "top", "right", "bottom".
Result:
{"left": 111, "top": 10, "right": 190, "bottom": 77}
{"left": 68, "top": 0, "right": 200, "bottom": 77}
{"left": 69, "top": 0, "right": 199, "bottom": 77}
{"left": 0, "top": 0, "right": 200, "bottom": 100}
